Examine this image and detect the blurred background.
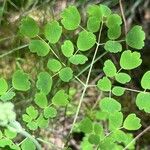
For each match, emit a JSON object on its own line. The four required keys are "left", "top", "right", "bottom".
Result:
{"left": 0, "top": 0, "right": 150, "bottom": 149}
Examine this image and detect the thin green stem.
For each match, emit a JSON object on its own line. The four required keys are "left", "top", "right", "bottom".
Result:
{"left": 0, "top": 44, "right": 28, "bottom": 59}
{"left": 64, "top": 22, "right": 104, "bottom": 147}
{"left": 123, "top": 125, "right": 150, "bottom": 150}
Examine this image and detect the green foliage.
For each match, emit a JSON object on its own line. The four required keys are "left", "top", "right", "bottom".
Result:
{"left": 12, "top": 70, "right": 31, "bottom": 91}
{"left": 104, "top": 40, "right": 122, "bottom": 53}
{"left": 115, "top": 72, "right": 131, "bottom": 84}
{"left": 123, "top": 114, "right": 141, "bottom": 130}
{"left": 61, "top": 6, "right": 81, "bottom": 30}
{"left": 141, "top": 71, "right": 150, "bottom": 90}
{"left": 36, "top": 72, "right": 52, "bottom": 95}
{"left": 21, "top": 138, "right": 36, "bottom": 150}
{"left": 34, "top": 92, "right": 48, "bottom": 108}
{"left": 69, "top": 54, "right": 88, "bottom": 65}
{"left": 126, "top": 25, "right": 145, "bottom": 49}
{"left": 61, "top": 40, "right": 74, "bottom": 57}
{"left": 47, "top": 59, "right": 62, "bottom": 72}
{"left": 0, "top": 78, "right": 8, "bottom": 95}
{"left": 77, "top": 31, "right": 96, "bottom": 51}
{"left": 97, "top": 77, "right": 111, "bottom": 91}
{"left": 99, "top": 97, "right": 121, "bottom": 113}
{"left": 29, "top": 40, "right": 50, "bottom": 56}
{"left": 44, "top": 21, "right": 62, "bottom": 44}
{"left": 0, "top": 3, "right": 148, "bottom": 150}
{"left": 103, "top": 60, "right": 117, "bottom": 77}
{"left": 52, "top": 90, "right": 69, "bottom": 106}
{"left": 120, "top": 50, "right": 142, "bottom": 70}
{"left": 136, "top": 92, "right": 150, "bottom": 113}
{"left": 59, "top": 67, "right": 73, "bottom": 82}
{"left": 19, "top": 17, "right": 39, "bottom": 38}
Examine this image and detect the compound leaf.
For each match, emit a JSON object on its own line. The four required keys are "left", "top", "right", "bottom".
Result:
{"left": 77, "top": 31, "right": 96, "bottom": 51}
{"left": 141, "top": 71, "right": 150, "bottom": 90}
{"left": 12, "top": 70, "right": 31, "bottom": 91}
{"left": 59, "top": 67, "right": 73, "bottom": 82}
{"left": 52, "top": 90, "right": 69, "bottom": 106}
{"left": 99, "top": 97, "right": 121, "bottom": 113}
{"left": 126, "top": 25, "right": 145, "bottom": 49}
{"left": 0, "top": 78, "right": 8, "bottom": 95}
{"left": 120, "top": 50, "right": 142, "bottom": 70}
{"left": 103, "top": 59, "right": 117, "bottom": 77}
{"left": 61, "top": 6, "right": 81, "bottom": 30}
{"left": 44, "top": 20, "right": 62, "bottom": 44}
{"left": 19, "top": 17, "right": 39, "bottom": 38}
{"left": 61, "top": 40, "right": 74, "bottom": 57}
{"left": 36, "top": 72, "right": 52, "bottom": 95}
{"left": 21, "top": 138, "right": 36, "bottom": 150}
{"left": 69, "top": 54, "right": 88, "bottom": 65}
{"left": 29, "top": 40, "right": 50, "bottom": 57}
{"left": 44, "top": 106, "right": 57, "bottom": 118}
{"left": 34, "top": 92, "right": 48, "bottom": 108}
{"left": 26, "top": 106, "right": 38, "bottom": 120}
{"left": 97, "top": 77, "right": 111, "bottom": 91}
{"left": 47, "top": 59, "right": 62, "bottom": 72}
{"left": 123, "top": 114, "right": 141, "bottom": 130}
{"left": 136, "top": 92, "right": 150, "bottom": 113}
{"left": 112, "top": 86, "right": 125, "bottom": 96}
{"left": 104, "top": 40, "right": 122, "bottom": 53}
{"left": 115, "top": 72, "right": 131, "bottom": 84}
{"left": 79, "top": 117, "right": 93, "bottom": 133}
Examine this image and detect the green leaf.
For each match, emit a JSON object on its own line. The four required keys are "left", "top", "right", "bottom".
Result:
{"left": 59, "top": 67, "right": 73, "bottom": 82}
{"left": 123, "top": 114, "right": 141, "bottom": 130}
{"left": 34, "top": 92, "right": 48, "bottom": 108}
{"left": 96, "top": 111, "right": 108, "bottom": 121}
{"left": 88, "top": 134, "right": 100, "bottom": 145}
{"left": 36, "top": 114, "right": 49, "bottom": 128}
{"left": 4, "top": 129, "right": 17, "bottom": 139}
{"left": 115, "top": 72, "right": 131, "bottom": 84}
{"left": 21, "top": 138, "right": 36, "bottom": 150}
{"left": 27, "top": 121, "right": 38, "bottom": 131}
{"left": 107, "top": 25, "right": 121, "bottom": 40}
{"left": 44, "top": 106, "right": 57, "bottom": 118}
{"left": 87, "top": 17, "right": 101, "bottom": 32}
{"left": 112, "top": 86, "right": 125, "bottom": 96}
{"left": 77, "top": 31, "right": 96, "bottom": 51}
{"left": 109, "top": 112, "right": 123, "bottom": 131}
{"left": 94, "top": 123, "right": 103, "bottom": 135}
{"left": 29, "top": 40, "right": 50, "bottom": 56}
{"left": 99, "top": 97, "right": 121, "bottom": 113}
{"left": 0, "top": 91, "right": 16, "bottom": 101}
{"left": 61, "top": 40, "right": 74, "bottom": 57}
{"left": 52, "top": 90, "right": 69, "bottom": 106}
{"left": 26, "top": 106, "right": 38, "bottom": 120}
{"left": 12, "top": 70, "right": 31, "bottom": 91}
{"left": 87, "top": 4, "right": 102, "bottom": 19}
{"left": 36, "top": 72, "right": 52, "bottom": 95}
{"left": 141, "top": 71, "right": 150, "bottom": 90}
{"left": 120, "top": 50, "right": 142, "bottom": 70}
{"left": 47, "top": 59, "right": 62, "bottom": 72}
{"left": 103, "top": 59, "right": 117, "bottom": 77}
{"left": 79, "top": 117, "right": 93, "bottom": 133}
{"left": 136, "top": 92, "right": 150, "bottom": 113}
{"left": 106, "top": 14, "right": 122, "bottom": 28}
{"left": 126, "top": 25, "right": 145, "bottom": 49}
{"left": 61, "top": 6, "right": 81, "bottom": 30}
{"left": 22, "top": 114, "right": 32, "bottom": 123}
{"left": 69, "top": 54, "right": 88, "bottom": 65}
{"left": 97, "top": 77, "right": 111, "bottom": 91}
{"left": 99, "top": 4, "right": 111, "bottom": 17}
{"left": 44, "top": 20, "right": 62, "bottom": 44}
{"left": 0, "top": 78, "right": 8, "bottom": 95}
{"left": 19, "top": 17, "right": 39, "bottom": 38}
{"left": 104, "top": 40, "right": 122, "bottom": 53}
